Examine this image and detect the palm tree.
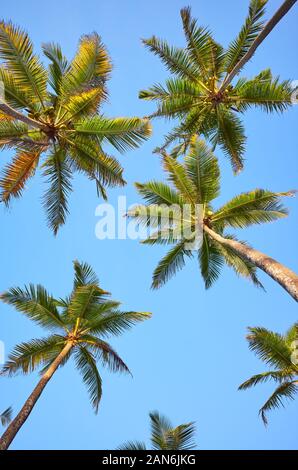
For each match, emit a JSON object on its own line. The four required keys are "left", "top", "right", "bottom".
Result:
{"left": 119, "top": 411, "right": 196, "bottom": 450}
{"left": 127, "top": 136, "right": 298, "bottom": 301}
{"left": 0, "top": 407, "right": 12, "bottom": 427}
{"left": 0, "top": 23, "right": 151, "bottom": 234}
{"left": 139, "top": 1, "right": 293, "bottom": 172}
{"left": 0, "top": 261, "right": 151, "bottom": 450}
{"left": 239, "top": 324, "right": 298, "bottom": 425}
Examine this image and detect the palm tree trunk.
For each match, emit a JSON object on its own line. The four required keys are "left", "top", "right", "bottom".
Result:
{"left": 0, "top": 102, "right": 47, "bottom": 130}
{"left": 220, "top": 0, "right": 297, "bottom": 91}
{"left": 0, "top": 342, "right": 73, "bottom": 450}
{"left": 204, "top": 225, "right": 298, "bottom": 302}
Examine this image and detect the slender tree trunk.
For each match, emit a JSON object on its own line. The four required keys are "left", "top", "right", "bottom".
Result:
{"left": 204, "top": 225, "right": 298, "bottom": 302}
{"left": 0, "top": 342, "right": 73, "bottom": 450}
{"left": 0, "top": 102, "right": 47, "bottom": 131}
{"left": 220, "top": 0, "right": 297, "bottom": 91}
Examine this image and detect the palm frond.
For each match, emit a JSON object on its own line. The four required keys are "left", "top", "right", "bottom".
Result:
{"left": 259, "top": 381, "right": 298, "bottom": 425}
{"left": 42, "top": 148, "right": 73, "bottom": 235}
{"left": 135, "top": 181, "right": 182, "bottom": 206}
{"left": 82, "top": 336, "right": 130, "bottom": 375}
{"left": 212, "top": 189, "right": 293, "bottom": 228}
{"left": 73, "top": 260, "right": 99, "bottom": 288}
{"left": 162, "top": 153, "right": 197, "bottom": 204}
{"left": 60, "top": 33, "right": 111, "bottom": 98}
{"left": 150, "top": 411, "right": 173, "bottom": 450}
{"left": 0, "top": 149, "right": 41, "bottom": 204}
{"left": 246, "top": 327, "right": 294, "bottom": 370}
{"left": 42, "top": 42, "right": 68, "bottom": 95}
{"left": 170, "top": 421, "right": 196, "bottom": 450}
{"left": 1, "top": 335, "right": 66, "bottom": 376}
{"left": 152, "top": 241, "right": 191, "bottom": 289}
{"left": 142, "top": 36, "right": 199, "bottom": 82}
{"left": 118, "top": 441, "right": 147, "bottom": 450}
{"left": 0, "top": 21, "right": 48, "bottom": 106}
{"left": 0, "top": 285, "right": 66, "bottom": 330}
{"left": 224, "top": 0, "right": 268, "bottom": 74}
{"left": 239, "top": 370, "right": 294, "bottom": 390}
{"left": 213, "top": 108, "right": 246, "bottom": 173}
{"left": 83, "top": 311, "right": 151, "bottom": 337}
{"left": 74, "top": 116, "right": 152, "bottom": 153}
{"left": 180, "top": 7, "right": 223, "bottom": 79}
{"left": 185, "top": 136, "right": 220, "bottom": 204}
{"left": 0, "top": 68, "right": 35, "bottom": 111}
{"left": 74, "top": 346, "right": 102, "bottom": 412}
{"left": 199, "top": 234, "right": 224, "bottom": 289}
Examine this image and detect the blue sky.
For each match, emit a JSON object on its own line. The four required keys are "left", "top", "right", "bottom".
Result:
{"left": 0, "top": 0, "right": 297, "bottom": 450}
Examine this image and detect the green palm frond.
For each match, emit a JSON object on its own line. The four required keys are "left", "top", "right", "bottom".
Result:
{"left": 246, "top": 327, "right": 294, "bottom": 370}
{"left": 235, "top": 74, "right": 292, "bottom": 112}
{"left": 0, "top": 21, "right": 48, "bottom": 106}
{"left": 74, "top": 116, "right": 152, "bottom": 153}
{"left": 224, "top": 0, "right": 268, "bottom": 74}
{"left": 42, "top": 42, "right": 69, "bottom": 95}
{"left": 259, "top": 381, "right": 298, "bottom": 425}
{"left": 141, "top": 36, "right": 198, "bottom": 82}
{"left": 213, "top": 108, "right": 246, "bottom": 173}
{"left": 214, "top": 235, "right": 264, "bottom": 289}
{"left": 73, "top": 260, "right": 99, "bottom": 288}
{"left": 0, "top": 285, "right": 67, "bottom": 331}
{"left": 185, "top": 137, "right": 220, "bottom": 204}
{"left": 0, "top": 68, "right": 35, "bottom": 111}
{"left": 152, "top": 241, "right": 192, "bottom": 289}
{"left": 239, "top": 370, "right": 293, "bottom": 390}
{"left": 162, "top": 153, "right": 197, "bottom": 204}
{"left": 212, "top": 189, "right": 293, "bottom": 228}
{"left": 170, "top": 422, "right": 196, "bottom": 450}
{"left": 74, "top": 346, "right": 102, "bottom": 413}
{"left": 42, "top": 148, "right": 73, "bottom": 235}
{"left": 60, "top": 33, "right": 111, "bottom": 99}
{"left": 118, "top": 441, "right": 147, "bottom": 450}
{"left": 180, "top": 7, "right": 223, "bottom": 79}
{"left": 82, "top": 336, "right": 130, "bottom": 375}
{"left": 135, "top": 181, "right": 182, "bottom": 206}
{"left": 199, "top": 234, "right": 224, "bottom": 289}
{"left": 1, "top": 335, "right": 66, "bottom": 376}
{"left": 150, "top": 411, "right": 173, "bottom": 450}
{"left": 84, "top": 311, "right": 151, "bottom": 337}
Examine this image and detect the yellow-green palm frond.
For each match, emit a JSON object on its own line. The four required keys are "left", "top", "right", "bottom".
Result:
{"left": 0, "top": 21, "right": 48, "bottom": 106}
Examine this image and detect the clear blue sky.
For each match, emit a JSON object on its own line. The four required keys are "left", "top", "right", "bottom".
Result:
{"left": 0, "top": 0, "right": 297, "bottom": 450}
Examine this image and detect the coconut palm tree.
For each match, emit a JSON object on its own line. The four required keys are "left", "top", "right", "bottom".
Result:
{"left": 119, "top": 411, "right": 196, "bottom": 450}
{"left": 139, "top": 1, "right": 294, "bottom": 172}
{"left": 239, "top": 324, "right": 298, "bottom": 425}
{"left": 0, "top": 261, "right": 151, "bottom": 450}
{"left": 127, "top": 136, "right": 298, "bottom": 301}
{"left": 0, "top": 23, "right": 151, "bottom": 233}
{"left": 0, "top": 407, "right": 12, "bottom": 427}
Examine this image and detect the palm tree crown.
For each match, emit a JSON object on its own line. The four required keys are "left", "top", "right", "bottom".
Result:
{"left": 119, "top": 411, "right": 196, "bottom": 450}
{"left": 128, "top": 136, "right": 293, "bottom": 290}
{"left": 0, "top": 23, "right": 151, "bottom": 233}
{"left": 139, "top": 1, "right": 292, "bottom": 172}
{"left": 0, "top": 260, "right": 151, "bottom": 412}
{"left": 239, "top": 324, "right": 298, "bottom": 425}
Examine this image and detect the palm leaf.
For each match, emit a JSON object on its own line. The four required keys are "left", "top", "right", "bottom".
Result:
{"left": 224, "top": 0, "right": 268, "bottom": 74}
{"left": 199, "top": 234, "right": 224, "bottom": 289}
{"left": 0, "top": 285, "right": 66, "bottom": 330}
{"left": 74, "top": 116, "right": 152, "bottom": 153}
{"left": 259, "top": 380, "right": 298, "bottom": 425}
{"left": 0, "top": 149, "right": 41, "bottom": 204}
{"left": 1, "top": 335, "right": 66, "bottom": 376}
{"left": 74, "top": 346, "right": 102, "bottom": 412}
{"left": 42, "top": 42, "right": 68, "bottom": 95}
{"left": 152, "top": 241, "right": 191, "bottom": 289}
{"left": 42, "top": 148, "right": 73, "bottom": 235}
{"left": 0, "top": 21, "right": 48, "bottom": 106}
